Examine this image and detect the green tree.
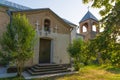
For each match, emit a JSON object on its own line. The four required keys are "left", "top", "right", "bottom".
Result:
{"left": 84, "top": 41, "right": 97, "bottom": 65}
{"left": 82, "top": 0, "right": 120, "bottom": 67}
{"left": 67, "top": 39, "right": 86, "bottom": 70}
{"left": 82, "top": 0, "right": 119, "bottom": 16}
{"left": 0, "top": 14, "right": 35, "bottom": 77}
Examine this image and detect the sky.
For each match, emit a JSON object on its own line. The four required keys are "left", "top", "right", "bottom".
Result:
{"left": 8, "top": 0, "right": 101, "bottom": 25}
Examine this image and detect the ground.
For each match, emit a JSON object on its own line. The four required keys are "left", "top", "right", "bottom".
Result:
{"left": 0, "top": 65, "right": 120, "bottom": 80}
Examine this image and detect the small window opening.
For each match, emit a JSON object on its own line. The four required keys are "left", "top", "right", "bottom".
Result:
{"left": 44, "top": 19, "right": 50, "bottom": 32}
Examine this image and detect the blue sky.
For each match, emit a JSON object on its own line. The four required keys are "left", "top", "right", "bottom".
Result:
{"left": 8, "top": 0, "right": 101, "bottom": 25}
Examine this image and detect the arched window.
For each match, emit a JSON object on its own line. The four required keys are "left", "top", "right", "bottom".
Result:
{"left": 82, "top": 23, "right": 88, "bottom": 32}
{"left": 92, "top": 25, "right": 96, "bottom": 32}
{"left": 83, "top": 26, "right": 87, "bottom": 32}
{"left": 44, "top": 19, "right": 50, "bottom": 32}
{"left": 92, "top": 23, "right": 97, "bottom": 32}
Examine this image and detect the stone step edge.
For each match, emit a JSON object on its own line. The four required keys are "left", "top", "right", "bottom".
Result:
{"left": 28, "top": 69, "right": 70, "bottom": 75}
{"left": 30, "top": 67, "right": 67, "bottom": 72}
{"left": 23, "top": 71, "right": 78, "bottom": 80}
{"left": 33, "top": 65, "right": 64, "bottom": 69}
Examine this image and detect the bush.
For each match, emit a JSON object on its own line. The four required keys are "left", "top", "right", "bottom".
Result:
{"left": 0, "top": 59, "right": 8, "bottom": 66}
{"left": 68, "top": 38, "right": 86, "bottom": 70}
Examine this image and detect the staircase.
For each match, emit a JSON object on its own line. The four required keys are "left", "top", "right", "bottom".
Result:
{"left": 27, "top": 64, "right": 71, "bottom": 76}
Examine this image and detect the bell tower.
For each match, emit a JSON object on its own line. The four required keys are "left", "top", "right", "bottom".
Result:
{"left": 79, "top": 11, "right": 99, "bottom": 41}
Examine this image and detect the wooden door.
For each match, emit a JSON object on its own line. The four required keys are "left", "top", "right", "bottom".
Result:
{"left": 39, "top": 38, "right": 51, "bottom": 63}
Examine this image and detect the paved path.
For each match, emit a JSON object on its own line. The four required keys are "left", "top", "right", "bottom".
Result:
{"left": 0, "top": 73, "right": 17, "bottom": 78}
{"left": 0, "top": 66, "right": 7, "bottom": 74}
{"left": 0, "top": 66, "right": 17, "bottom": 78}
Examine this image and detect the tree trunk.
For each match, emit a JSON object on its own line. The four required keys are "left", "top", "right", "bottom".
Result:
{"left": 16, "top": 60, "right": 24, "bottom": 77}
{"left": 17, "top": 63, "right": 21, "bottom": 77}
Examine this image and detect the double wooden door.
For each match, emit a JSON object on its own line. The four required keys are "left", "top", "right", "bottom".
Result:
{"left": 39, "top": 38, "right": 51, "bottom": 63}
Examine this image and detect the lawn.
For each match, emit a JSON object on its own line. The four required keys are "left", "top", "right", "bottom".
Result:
{"left": 36, "top": 65, "right": 120, "bottom": 80}
{"left": 0, "top": 65, "right": 120, "bottom": 80}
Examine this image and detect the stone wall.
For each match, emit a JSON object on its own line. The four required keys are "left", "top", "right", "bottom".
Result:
{"left": 13, "top": 9, "right": 71, "bottom": 35}
{"left": 0, "top": 6, "right": 10, "bottom": 37}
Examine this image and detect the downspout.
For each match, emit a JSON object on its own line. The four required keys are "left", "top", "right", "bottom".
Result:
{"left": 6, "top": 10, "right": 13, "bottom": 66}
{"left": 7, "top": 10, "right": 12, "bottom": 27}
{"left": 69, "top": 27, "right": 73, "bottom": 68}
{"left": 70, "top": 27, "right": 73, "bottom": 43}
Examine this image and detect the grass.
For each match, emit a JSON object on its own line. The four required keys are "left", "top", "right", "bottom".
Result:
{"left": 35, "top": 65, "right": 120, "bottom": 80}
{"left": 0, "top": 76, "right": 24, "bottom": 80}
{"left": 0, "top": 65, "right": 120, "bottom": 80}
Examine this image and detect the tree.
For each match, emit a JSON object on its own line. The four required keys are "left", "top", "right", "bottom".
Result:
{"left": 82, "top": 0, "right": 120, "bottom": 67}
{"left": 82, "top": 0, "right": 119, "bottom": 16}
{"left": 0, "top": 14, "right": 35, "bottom": 77}
{"left": 67, "top": 38, "right": 92, "bottom": 70}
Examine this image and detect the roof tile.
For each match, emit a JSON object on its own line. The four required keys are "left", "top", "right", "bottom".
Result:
{"left": 80, "top": 11, "right": 98, "bottom": 23}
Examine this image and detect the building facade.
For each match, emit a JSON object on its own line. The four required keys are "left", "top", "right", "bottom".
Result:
{"left": 0, "top": 0, "right": 99, "bottom": 67}
{"left": 0, "top": 0, "right": 78, "bottom": 67}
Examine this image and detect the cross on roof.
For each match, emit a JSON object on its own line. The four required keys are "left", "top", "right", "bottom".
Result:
{"left": 87, "top": 6, "right": 90, "bottom": 11}
{"left": 35, "top": 20, "right": 40, "bottom": 30}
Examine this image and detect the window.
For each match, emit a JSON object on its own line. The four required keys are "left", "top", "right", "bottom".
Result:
{"left": 82, "top": 23, "right": 88, "bottom": 32}
{"left": 44, "top": 19, "right": 50, "bottom": 32}
{"left": 92, "top": 25, "right": 96, "bottom": 32}
{"left": 83, "top": 26, "right": 87, "bottom": 32}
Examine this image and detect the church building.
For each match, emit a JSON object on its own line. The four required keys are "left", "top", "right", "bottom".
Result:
{"left": 0, "top": 0, "right": 77, "bottom": 67}
{"left": 0, "top": 0, "right": 99, "bottom": 76}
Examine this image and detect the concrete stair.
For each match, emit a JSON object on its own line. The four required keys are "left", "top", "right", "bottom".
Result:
{"left": 27, "top": 64, "right": 71, "bottom": 75}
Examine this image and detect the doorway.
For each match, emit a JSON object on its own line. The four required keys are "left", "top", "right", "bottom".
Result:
{"left": 39, "top": 38, "right": 51, "bottom": 63}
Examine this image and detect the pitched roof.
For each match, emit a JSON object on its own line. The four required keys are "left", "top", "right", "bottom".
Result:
{"left": 79, "top": 11, "right": 98, "bottom": 23}
{"left": 62, "top": 18, "right": 77, "bottom": 27}
{"left": 0, "top": 0, "right": 31, "bottom": 10}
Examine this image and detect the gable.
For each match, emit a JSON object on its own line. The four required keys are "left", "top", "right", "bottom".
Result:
{"left": 12, "top": 9, "right": 72, "bottom": 34}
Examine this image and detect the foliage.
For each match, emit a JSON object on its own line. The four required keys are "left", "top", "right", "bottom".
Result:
{"left": 67, "top": 38, "right": 83, "bottom": 70}
{"left": 82, "top": 41, "right": 97, "bottom": 65}
{"left": 82, "top": 0, "right": 120, "bottom": 67}
{"left": 0, "top": 14, "right": 35, "bottom": 77}
{"left": 82, "top": 0, "right": 119, "bottom": 16}
{"left": 68, "top": 38, "right": 83, "bottom": 58}
{"left": 67, "top": 38, "right": 94, "bottom": 70}
{"left": 0, "top": 51, "right": 11, "bottom": 66}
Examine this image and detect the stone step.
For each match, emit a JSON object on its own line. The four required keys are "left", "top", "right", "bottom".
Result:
{"left": 30, "top": 67, "right": 67, "bottom": 72}
{"left": 37, "top": 64, "right": 61, "bottom": 66}
{"left": 37, "top": 64, "right": 63, "bottom": 67}
{"left": 33, "top": 65, "right": 64, "bottom": 69}
{"left": 27, "top": 69, "right": 71, "bottom": 75}
{"left": 27, "top": 64, "right": 71, "bottom": 76}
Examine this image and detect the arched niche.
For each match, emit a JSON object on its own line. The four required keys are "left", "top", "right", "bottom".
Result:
{"left": 44, "top": 19, "right": 51, "bottom": 32}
